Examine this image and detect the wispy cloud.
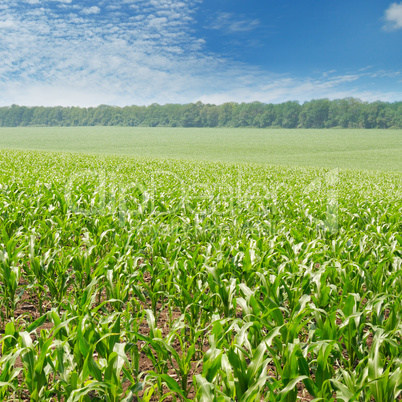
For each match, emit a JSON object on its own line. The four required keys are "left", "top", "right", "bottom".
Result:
{"left": 383, "top": 2, "right": 402, "bottom": 30}
{"left": 207, "top": 12, "right": 260, "bottom": 34}
{"left": 321, "top": 70, "right": 337, "bottom": 77}
{"left": 0, "top": 1, "right": 400, "bottom": 106}
{"left": 82, "top": 6, "right": 101, "bottom": 15}
{"left": 198, "top": 71, "right": 402, "bottom": 105}
{"left": 0, "top": 0, "right": 210, "bottom": 106}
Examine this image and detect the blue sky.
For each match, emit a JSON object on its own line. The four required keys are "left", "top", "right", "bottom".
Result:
{"left": 0, "top": 0, "right": 401, "bottom": 106}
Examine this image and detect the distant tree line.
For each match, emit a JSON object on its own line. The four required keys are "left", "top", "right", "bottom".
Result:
{"left": 0, "top": 98, "right": 401, "bottom": 128}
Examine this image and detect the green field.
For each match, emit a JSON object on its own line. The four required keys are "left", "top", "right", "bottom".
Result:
{"left": 0, "top": 127, "right": 401, "bottom": 400}
{"left": 0, "top": 147, "right": 401, "bottom": 400}
{"left": 0, "top": 127, "right": 401, "bottom": 171}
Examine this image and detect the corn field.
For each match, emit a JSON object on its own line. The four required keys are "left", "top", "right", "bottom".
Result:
{"left": 0, "top": 149, "right": 401, "bottom": 401}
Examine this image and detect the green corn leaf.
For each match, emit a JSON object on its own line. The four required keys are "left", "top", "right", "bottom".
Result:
{"left": 26, "top": 315, "right": 47, "bottom": 333}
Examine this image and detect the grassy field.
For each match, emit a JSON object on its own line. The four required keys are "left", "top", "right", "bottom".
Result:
{"left": 0, "top": 127, "right": 401, "bottom": 171}
{"left": 0, "top": 149, "right": 401, "bottom": 400}
{"left": 0, "top": 129, "right": 401, "bottom": 400}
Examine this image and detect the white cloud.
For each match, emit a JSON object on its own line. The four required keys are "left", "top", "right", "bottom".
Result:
{"left": 194, "top": 68, "right": 402, "bottom": 105}
{"left": 82, "top": 6, "right": 101, "bottom": 15}
{"left": 0, "top": 0, "right": 212, "bottom": 106}
{"left": 322, "top": 70, "right": 336, "bottom": 77}
{"left": 358, "top": 66, "right": 373, "bottom": 72}
{"left": 370, "top": 70, "right": 401, "bottom": 78}
{"left": 198, "top": 75, "right": 402, "bottom": 106}
{"left": 0, "top": 0, "right": 400, "bottom": 107}
{"left": 0, "top": 19, "right": 17, "bottom": 29}
{"left": 383, "top": 2, "right": 402, "bottom": 30}
{"left": 208, "top": 12, "right": 260, "bottom": 33}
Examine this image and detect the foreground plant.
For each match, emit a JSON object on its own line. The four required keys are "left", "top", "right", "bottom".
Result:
{"left": 0, "top": 149, "right": 400, "bottom": 400}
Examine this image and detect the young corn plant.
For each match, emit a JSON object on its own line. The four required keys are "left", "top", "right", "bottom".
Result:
{"left": 298, "top": 341, "right": 337, "bottom": 400}
{"left": 0, "top": 321, "right": 21, "bottom": 399}
{"left": 338, "top": 293, "right": 369, "bottom": 370}
{"left": 207, "top": 267, "right": 237, "bottom": 318}
{"left": 0, "top": 249, "right": 21, "bottom": 324}
{"left": 18, "top": 328, "right": 56, "bottom": 401}
{"left": 367, "top": 329, "right": 402, "bottom": 401}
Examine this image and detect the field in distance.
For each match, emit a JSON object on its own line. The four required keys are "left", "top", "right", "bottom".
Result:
{"left": 0, "top": 126, "right": 401, "bottom": 171}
